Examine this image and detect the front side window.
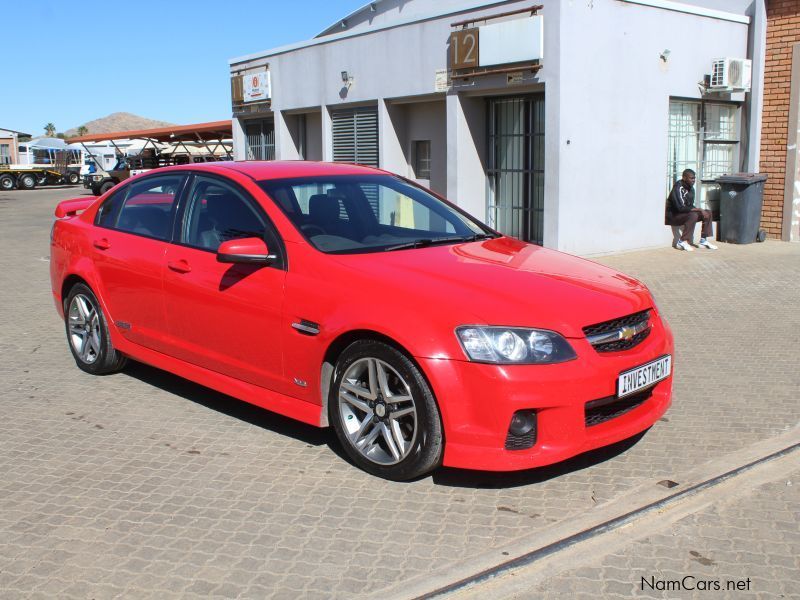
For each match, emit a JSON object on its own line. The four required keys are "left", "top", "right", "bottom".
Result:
{"left": 182, "top": 176, "right": 266, "bottom": 252}
{"left": 260, "top": 175, "right": 493, "bottom": 254}
{"left": 112, "top": 175, "right": 184, "bottom": 240}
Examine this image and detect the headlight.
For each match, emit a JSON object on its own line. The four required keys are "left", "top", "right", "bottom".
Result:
{"left": 456, "top": 326, "right": 577, "bottom": 364}
{"left": 91, "top": 175, "right": 103, "bottom": 181}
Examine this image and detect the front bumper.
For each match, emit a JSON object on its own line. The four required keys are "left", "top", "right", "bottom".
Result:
{"left": 420, "top": 314, "right": 674, "bottom": 471}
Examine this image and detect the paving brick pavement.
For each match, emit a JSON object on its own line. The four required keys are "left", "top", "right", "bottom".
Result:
{"left": 501, "top": 469, "right": 800, "bottom": 599}
{"left": 0, "top": 187, "right": 798, "bottom": 598}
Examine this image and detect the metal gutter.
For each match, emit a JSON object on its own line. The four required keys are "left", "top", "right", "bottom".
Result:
{"left": 315, "top": 0, "right": 386, "bottom": 38}
{"left": 618, "top": 0, "right": 750, "bottom": 24}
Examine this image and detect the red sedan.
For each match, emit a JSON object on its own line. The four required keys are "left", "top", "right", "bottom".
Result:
{"left": 50, "top": 162, "right": 673, "bottom": 480}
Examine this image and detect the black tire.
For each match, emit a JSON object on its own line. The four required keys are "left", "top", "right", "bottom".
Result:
{"left": 68, "top": 172, "right": 80, "bottom": 185}
{"left": 329, "top": 340, "right": 443, "bottom": 481}
{"left": 64, "top": 283, "right": 127, "bottom": 375}
{"left": 0, "top": 175, "right": 14, "bottom": 190}
{"left": 17, "top": 173, "right": 36, "bottom": 190}
{"left": 99, "top": 181, "right": 115, "bottom": 195}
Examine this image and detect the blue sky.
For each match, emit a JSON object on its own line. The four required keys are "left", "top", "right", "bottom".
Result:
{"left": 2, "top": 1, "right": 365, "bottom": 136}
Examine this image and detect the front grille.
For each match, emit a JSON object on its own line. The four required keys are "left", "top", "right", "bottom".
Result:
{"left": 593, "top": 328, "right": 651, "bottom": 352}
{"left": 583, "top": 310, "right": 651, "bottom": 353}
{"left": 584, "top": 389, "right": 652, "bottom": 427}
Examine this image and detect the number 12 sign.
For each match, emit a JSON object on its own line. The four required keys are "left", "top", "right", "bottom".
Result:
{"left": 450, "top": 29, "right": 479, "bottom": 70}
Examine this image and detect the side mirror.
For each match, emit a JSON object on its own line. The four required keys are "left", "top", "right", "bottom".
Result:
{"left": 216, "top": 237, "right": 275, "bottom": 265}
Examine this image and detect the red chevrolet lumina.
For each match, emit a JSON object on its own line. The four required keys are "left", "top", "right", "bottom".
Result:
{"left": 50, "top": 161, "right": 673, "bottom": 480}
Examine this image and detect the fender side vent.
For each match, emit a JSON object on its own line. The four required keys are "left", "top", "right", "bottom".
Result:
{"left": 292, "top": 320, "right": 320, "bottom": 336}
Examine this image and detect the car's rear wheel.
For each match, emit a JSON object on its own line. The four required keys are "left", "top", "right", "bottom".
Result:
{"left": 329, "top": 340, "right": 443, "bottom": 480}
{"left": 64, "top": 283, "right": 127, "bottom": 375}
{"left": 0, "top": 175, "right": 14, "bottom": 190}
{"left": 17, "top": 173, "right": 36, "bottom": 190}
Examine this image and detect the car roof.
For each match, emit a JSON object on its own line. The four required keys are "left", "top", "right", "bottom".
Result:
{"left": 152, "top": 160, "right": 386, "bottom": 181}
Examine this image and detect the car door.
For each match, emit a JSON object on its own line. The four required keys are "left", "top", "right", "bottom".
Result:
{"left": 162, "top": 174, "right": 288, "bottom": 394}
{"left": 91, "top": 173, "right": 187, "bottom": 352}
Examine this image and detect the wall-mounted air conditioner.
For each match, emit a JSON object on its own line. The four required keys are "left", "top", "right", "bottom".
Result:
{"left": 709, "top": 58, "right": 752, "bottom": 92}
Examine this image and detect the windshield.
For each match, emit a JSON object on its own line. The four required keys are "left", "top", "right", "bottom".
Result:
{"left": 259, "top": 175, "right": 496, "bottom": 254}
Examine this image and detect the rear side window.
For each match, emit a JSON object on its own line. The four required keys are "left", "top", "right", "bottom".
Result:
{"left": 112, "top": 175, "right": 184, "bottom": 240}
{"left": 96, "top": 188, "right": 126, "bottom": 228}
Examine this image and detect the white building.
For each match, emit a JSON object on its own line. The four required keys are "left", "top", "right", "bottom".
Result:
{"left": 228, "top": 0, "right": 766, "bottom": 255}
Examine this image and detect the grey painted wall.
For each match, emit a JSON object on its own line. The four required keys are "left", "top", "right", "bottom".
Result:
{"left": 230, "top": 0, "right": 761, "bottom": 255}
{"left": 555, "top": 0, "right": 749, "bottom": 255}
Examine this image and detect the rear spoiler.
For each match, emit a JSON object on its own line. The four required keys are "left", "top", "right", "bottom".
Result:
{"left": 55, "top": 197, "right": 95, "bottom": 218}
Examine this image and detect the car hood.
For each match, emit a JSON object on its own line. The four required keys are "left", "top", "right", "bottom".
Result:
{"left": 331, "top": 237, "right": 652, "bottom": 338}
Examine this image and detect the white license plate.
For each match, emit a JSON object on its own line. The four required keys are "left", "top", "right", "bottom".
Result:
{"left": 617, "top": 355, "right": 672, "bottom": 398}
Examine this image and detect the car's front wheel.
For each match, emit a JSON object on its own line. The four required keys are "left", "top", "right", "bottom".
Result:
{"left": 329, "top": 340, "right": 443, "bottom": 480}
{"left": 99, "top": 181, "right": 115, "bottom": 195}
{"left": 64, "top": 283, "right": 127, "bottom": 375}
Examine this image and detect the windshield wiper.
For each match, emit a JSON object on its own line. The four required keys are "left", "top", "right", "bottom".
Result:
{"left": 384, "top": 238, "right": 435, "bottom": 251}
{"left": 384, "top": 233, "right": 497, "bottom": 252}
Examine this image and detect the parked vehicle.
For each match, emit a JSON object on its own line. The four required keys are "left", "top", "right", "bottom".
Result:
{"left": 84, "top": 144, "right": 229, "bottom": 195}
{"left": 50, "top": 161, "right": 674, "bottom": 480}
{"left": 16, "top": 145, "right": 82, "bottom": 185}
{"left": 0, "top": 167, "right": 65, "bottom": 190}
{"left": 84, "top": 158, "right": 132, "bottom": 196}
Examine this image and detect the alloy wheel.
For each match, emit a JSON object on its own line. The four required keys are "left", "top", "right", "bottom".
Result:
{"left": 68, "top": 294, "right": 101, "bottom": 364}
{"left": 337, "top": 357, "right": 418, "bottom": 465}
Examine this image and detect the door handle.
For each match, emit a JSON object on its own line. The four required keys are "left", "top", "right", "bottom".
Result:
{"left": 168, "top": 259, "right": 192, "bottom": 274}
{"left": 93, "top": 238, "right": 111, "bottom": 250}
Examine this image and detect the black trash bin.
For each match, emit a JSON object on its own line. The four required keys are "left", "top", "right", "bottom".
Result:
{"left": 716, "top": 173, "right": 767, "bottom": 244}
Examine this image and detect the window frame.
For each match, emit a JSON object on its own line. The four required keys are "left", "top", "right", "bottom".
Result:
{"left": 93, "top": 173, "right": 189, "bottom": 242}
{"left": 173, "top": 172, "right": 287, "bottom": 270}
{"left": 413, "top": 140, "right": 432, "bottom": 180}
{"left": 667, "top": 98, "right": 741, "bottom": 183}
{"left": 667, "top": 97, "right": 741, "bottom": 213}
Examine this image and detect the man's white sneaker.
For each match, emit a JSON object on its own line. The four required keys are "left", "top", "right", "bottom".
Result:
{"left": 699, "top": 238, "right": 718, "bottom": 250}
{"left": 677, "top": 240, "right": 694, "bottom": 252}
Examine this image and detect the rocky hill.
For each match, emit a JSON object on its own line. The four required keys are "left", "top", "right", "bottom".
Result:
{"left": 65, "top": 113, "right": 174, "bottom": 137}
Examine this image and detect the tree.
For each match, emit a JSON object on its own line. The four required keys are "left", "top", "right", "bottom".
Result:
{"left": 77, "top": 126, "right": 88, "bottom": 136}
{"left": 44, "top": 123, "right": 56, "bottom": 137}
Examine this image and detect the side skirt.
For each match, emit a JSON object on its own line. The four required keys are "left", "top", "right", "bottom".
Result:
{"left": 116, "top": 338, "right": 323, "bottom": 427}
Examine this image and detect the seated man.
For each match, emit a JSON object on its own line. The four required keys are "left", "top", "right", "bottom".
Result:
{"left": 665, "top": 169, "right": 718, "bottom": 251}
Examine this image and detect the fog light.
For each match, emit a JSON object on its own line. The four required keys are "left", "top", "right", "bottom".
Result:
{"left": 509, "top": 410, "right": 536, "bottom": 436}
{"left": 505, "top": 410, "right": 537, "bottom": 450}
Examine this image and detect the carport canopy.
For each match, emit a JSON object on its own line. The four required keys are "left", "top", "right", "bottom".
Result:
{"left": 70, "top": 120, "right": 233, "bottom": 164}
{"left": 69, "top": 120, "right": 232, "bottom": 144}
